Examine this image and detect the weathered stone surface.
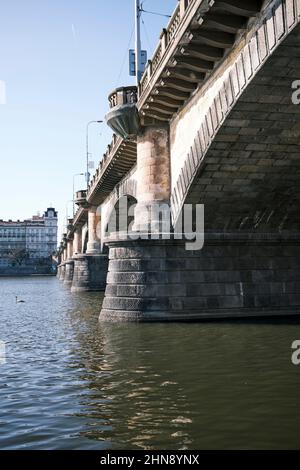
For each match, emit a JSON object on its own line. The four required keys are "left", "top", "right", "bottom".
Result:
{"left": 86, "top": 207, "right": 101, "bottom": 254}
{"left": 173, "top": 23, "right": 300, "bottom": 233}
{"left": 58, "top": 263, "right": 66, "bottom": 282}
{"left": 64, "top": 260, "right": 74, "bottom": 286}
{"left": 71, "top": 254, "right": 108, "bottom": 292}
{"left": 134, "top": 125, "right": 171, "bottom": 232}
{"left": 99, "top": 234, "right": 300, "bottom": 322}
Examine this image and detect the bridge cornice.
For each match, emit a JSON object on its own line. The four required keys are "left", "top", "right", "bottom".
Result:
{"left": 69, "top": 206, "right": 88, "bottom": 237}
{"left": 86, "top": 133, "right": 137, "bottom": 206}
{"left": 138, "top": 0, "right": 206, "bottom": 111}
{"left": 137, "top": 0, "right": 267, "bottom": 124}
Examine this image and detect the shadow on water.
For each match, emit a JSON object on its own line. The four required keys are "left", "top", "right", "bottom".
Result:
{"left": 0, "top": 277, "right": 300, "bottom": 449}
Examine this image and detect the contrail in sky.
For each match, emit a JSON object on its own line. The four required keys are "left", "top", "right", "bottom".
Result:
{"left": 71, "top": 24, "right": 77, "bottom": 42}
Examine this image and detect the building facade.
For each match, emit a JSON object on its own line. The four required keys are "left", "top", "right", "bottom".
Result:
{"left": 0, "top": 208, "right": 58, "bottom": 268}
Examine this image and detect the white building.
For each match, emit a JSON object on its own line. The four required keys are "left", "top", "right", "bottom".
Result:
{"left": 0, "top": 208, "right": 58, "bottom": 268}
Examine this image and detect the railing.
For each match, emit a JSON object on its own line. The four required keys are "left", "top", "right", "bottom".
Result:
{"left": 75, "top": 190, "right": 87, "bottom": 204}
{"left": 167, "top": 5, "right": 181, "bottom": 43}
{"left": 87, "top": 0, "right": 195, "bottom": 198}
{"left": 138, "top": 0, "right": 194, "bottom": 97}
{"left": 108, "top": 86, "right": 138, "bottom": 109}
{"left": 87, "top": 133, "right": 122, "bottom": 193}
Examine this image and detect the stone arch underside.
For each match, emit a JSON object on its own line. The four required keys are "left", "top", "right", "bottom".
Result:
{"left": 184, "top": 28, "right": 300, "bottom": 233}
{"left": 169, "top": 4, "right": 300, "bottom": 235}
{"left": 101, "top": 168, "right": 138, "bottom": 240}
{"left": 105, "top": 195, "right": 138, "bottom": 237}
{"left": 82, "top": 229, "right": 88, "bottom": 254}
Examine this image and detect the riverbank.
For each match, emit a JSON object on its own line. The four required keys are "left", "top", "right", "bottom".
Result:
{"left": 0, "top": 267, "right": 56, "bottom": 277}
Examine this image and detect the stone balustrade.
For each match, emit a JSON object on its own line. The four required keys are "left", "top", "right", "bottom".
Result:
{"left": 75, "top": 190, "right": 87, "bottom": 206}
{"left": 138, "top": 0, "right": 194, "bottom": 99}
{"left": 108, "top": 86, "right": 138, "bottom": 109}
{"left": 87, "top": 133, "right": 137, "bottom": 206}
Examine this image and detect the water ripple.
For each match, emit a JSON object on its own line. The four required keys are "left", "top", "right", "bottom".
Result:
{"left": 1, "top": 277, "right": 300, "bottom": 449}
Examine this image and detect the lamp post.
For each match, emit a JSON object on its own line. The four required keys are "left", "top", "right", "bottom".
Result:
{"left": 135, "top": 0, "right": 142, "bottom": 84}
{"left": 86, "top": 120, "right": 103, "bottom": 189}
{"left": 73, "top": 173, "right": 85, "bottom": 216}
{"left": 65, "top": 200, "right": 74, "bottom": 232}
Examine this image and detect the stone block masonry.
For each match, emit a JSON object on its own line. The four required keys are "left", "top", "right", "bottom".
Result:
{"left": 100, "top": 233, "right": 300, "bottom": 322}
{"left": 71, "top": 254, "right": 108, "bottom": 293}
{"left": 64, "top": 260, "right": 74, "bottom": 286}
{"left": 58, "top": 262, "right": 66, "bottom": 282}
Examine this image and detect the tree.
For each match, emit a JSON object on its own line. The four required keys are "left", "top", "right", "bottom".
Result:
{"left": 8, "top": 249, "right": 28, "bottom": 266}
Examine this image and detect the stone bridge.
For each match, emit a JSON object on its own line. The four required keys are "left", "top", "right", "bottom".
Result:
{"left": 57, "top": 0, "right": 300, "bottom": 321}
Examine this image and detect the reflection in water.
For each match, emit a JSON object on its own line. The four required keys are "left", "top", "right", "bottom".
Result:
{"left": 0, "top": 277, "right": 300, "bottom": 449}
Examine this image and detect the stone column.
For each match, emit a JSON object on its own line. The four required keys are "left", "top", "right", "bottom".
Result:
{"left": 73, "top": 229, "right": 82, "bottom": 255}
{"left": 100, "top": 124, "right": 173, "bottom": 322}
{"left": 86, "top": 206, "right": 101, "bottom": 253}
{"left": 64, "top": 239, "right": 74, "bottom": 286}
{"left": 71, "top": 208, "right": 108, "bottom": 292}
{"left": 59, "top": 248, "right": 67, "bottom": 281}
{"left": 67, "top": 240, "right": 73, "bottom": 260}
{"left": 134, "top": 125, "right": 171, "bottom": 233}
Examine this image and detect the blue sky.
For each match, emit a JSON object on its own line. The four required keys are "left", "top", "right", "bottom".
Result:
{"left": 0, "top": 0, "right": 176, "bottom": 237}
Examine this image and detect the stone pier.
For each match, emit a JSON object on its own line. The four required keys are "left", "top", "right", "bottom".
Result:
{"left": 100, "top": 123, "right": 173, "bottom": 320}
{"left": 59, "top": 262, "right": 66, "bottom": 282}
{"left": 71, "top": 253, "right": 108, "bottom": 293}
{"left": 57, "top": 265, "right": 61, "bottom": 279}
{"left": 100, "top": 233, "right": 300, "bottom": 321}
{"left": 64, "top": 260, "right": 74, "bottom": 286}
{"left": 63, "top": 239, "right": 74, "bottom": 286}
{"left": 71, "top": 206, "right": 108, "bottom": 292}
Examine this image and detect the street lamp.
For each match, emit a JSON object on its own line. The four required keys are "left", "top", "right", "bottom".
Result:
{"left": 73, "top": 173, "right": 85, "bottom": 216}
{"left": 65, "top": 200, "right": 74, "bottom": 232}
{"left": 86, "top": 120, "right": 103, "bottom": 189}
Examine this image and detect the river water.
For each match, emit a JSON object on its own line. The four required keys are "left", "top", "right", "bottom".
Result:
{"left": 0, "top": 276, "right": 300, "bottom": 450}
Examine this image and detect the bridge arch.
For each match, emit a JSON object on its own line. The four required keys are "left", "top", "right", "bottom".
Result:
{"left": 100, "top": 168, "right": 137, "bottom": 242}
{"left": 82, "top": 226, "right": 89, "bottom": 254}
{"left": 170, "top": 1, "right": 300, "bottom": 233}
{"left": 104, "top": 195, "right": 138, "bottom": 238}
